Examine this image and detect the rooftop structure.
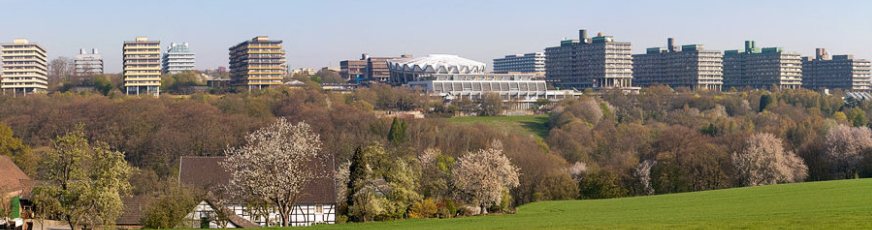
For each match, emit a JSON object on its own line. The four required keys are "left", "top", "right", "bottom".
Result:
{"left": 1, "top": 39, "right": 48, "bottom": 95}
{"left": 387, "top": 54, "right": 486, "bottom": 85}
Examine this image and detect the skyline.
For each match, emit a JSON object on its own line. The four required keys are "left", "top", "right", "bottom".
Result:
{"left": 1, "top": 0, "right": 871, "bottom": 72}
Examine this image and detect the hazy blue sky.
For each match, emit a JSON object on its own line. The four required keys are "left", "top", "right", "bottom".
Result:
{"left": 1, "top": 0, "right": 870, "bottom": 72}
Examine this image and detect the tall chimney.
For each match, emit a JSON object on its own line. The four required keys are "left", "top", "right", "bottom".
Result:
{"left": 579, "top": 29, "right": 588, "bottom": 43}
{"left": 667, "top": 38, "right": 675, "bottom": 52}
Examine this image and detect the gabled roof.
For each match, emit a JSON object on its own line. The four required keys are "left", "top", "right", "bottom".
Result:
{"left": 178, "top": 156, "right": 336, "bottom": 205}
{"left": 117, "top": 195, "right": 153, "bottom": 226}
{"left": 0, "top": 156, "right": 30, "bottom": 195}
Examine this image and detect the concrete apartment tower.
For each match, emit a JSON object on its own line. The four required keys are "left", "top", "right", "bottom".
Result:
{"left": 75, "top": 48, "right": 104, "bottom": 75}
{"left": 1, "top": 39, "right": 48, "bottom": 95}
{"left": 162, "top": 42, "right": 196, "bottom": 74}
{"left": 633, "top": 38, "right": 724, "bottom": 91}
{"left": 123, "top": 36, "right": 161, "bottom": 96}
{"left": 802, "top": 48, "right": 871, "bottom": 92}
{"left": 723, "top": 41, "right": 802, "bottom": 90}
{"left": 229, "top": 36, "right": 286, "bottom": 90}
{"left": 545, "top": 29, "right": 633, "bottom": 89}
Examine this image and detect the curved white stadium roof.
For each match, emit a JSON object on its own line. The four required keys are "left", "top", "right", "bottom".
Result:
{"left": 388, "top": 54, "right": 486, "bottom": 74}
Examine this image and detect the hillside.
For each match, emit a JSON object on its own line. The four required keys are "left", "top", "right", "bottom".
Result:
{"left": 447, "top": 115, "right": 549, "bottom": 139}
{"left": 313, "top": 179, "right": 872, "bottom": 229}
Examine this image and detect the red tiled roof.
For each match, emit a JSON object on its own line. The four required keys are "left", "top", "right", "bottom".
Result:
{"left": 0, "top": 156, "right": 30, "bottom": 195}
{"left": 178, "top": 156, "right": 336, "bottom": 205}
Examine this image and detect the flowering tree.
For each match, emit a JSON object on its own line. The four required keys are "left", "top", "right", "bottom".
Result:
{"left": 222, "top": 119, "right": 327, "bottom": 227}
{"left": 451, "top": 146, "right": 519, "bottom": 215}
{"left": 825, "top": 124, "right": 872, "bottom": 179}
{"left": 732, "top": 133, "right": 807, "bottom": 186}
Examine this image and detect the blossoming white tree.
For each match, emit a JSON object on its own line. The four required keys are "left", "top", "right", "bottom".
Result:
{"left": 451, "top": 146, "right": 520, "bottom": 215}
{"left": 221, "top": 119, "right": 327, "bottom": 227}
{"left": 732, "top": 133, "right": 807, "bottom": 186}
{"left": 825, "top": 124, "right": 872, "bottom": 178}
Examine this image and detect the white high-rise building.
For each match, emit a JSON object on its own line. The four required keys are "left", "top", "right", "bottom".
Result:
{"left": 493, "top": 52, "right": 546, "bottom": 75}
{"left": 75, "top": 48, "right": 104, "bottom": 75}
{"left": 1, "top": 39, "right": 48, "bottom": 95}
{"left": 162, "top": 42, "right": 195, "bottom": 74}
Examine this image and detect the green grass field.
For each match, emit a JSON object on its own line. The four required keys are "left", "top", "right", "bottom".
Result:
{"left": 446, "top": 115, "right": 550, "bottom": 139}
{"left": 312, "top": 179, "right": 872, "bottom": 229}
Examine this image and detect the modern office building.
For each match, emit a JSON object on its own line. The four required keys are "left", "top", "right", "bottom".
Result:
{"left": 493, "top": 52, "right": 546, "bottom": 75}
{"left": 633, "top": 38, "right": 723, "bottom": 91}
{"left": 545, "top": 29, "right": 633, "bottom": 89}
{"left": 229, "top": 36, "right": 287, "bottom": 90}
{"left": 723, "top": 41, "right": 802, "bottom": 90}
{"left": 162, "top": 42, "right": 196, "bottom": 74}
{"left": 341, "top": 53, "right": 410, "bottom": 82}
{"left": 74, "top": 48, "right": 103, "bottom": 75}
{"left": 367, "top": 55, "right": 408, "bottom": 82}
{"left": 1, "top": 39, "right": 48, "bottom": 95}
{"left": 123, "top": 36, "right": 161, "bottom": 96}
{"left": 387, "top": 54, "right": 486, "bottom": 85}
{"left": 340, "top": 55, "right": 367, "bottom": 80}
{"left": 802, "top": 48, "right": 871, "bottom": 92}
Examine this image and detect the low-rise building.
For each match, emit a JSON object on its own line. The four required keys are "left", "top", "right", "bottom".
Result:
{"left": 178, "top": 156, "right": 336, "bottom": 228}
{"left": 802, "top": 48, "right": 871, "bottom": 92}
{"left": 407, "top": 73, "right": 581, "bottom": 110}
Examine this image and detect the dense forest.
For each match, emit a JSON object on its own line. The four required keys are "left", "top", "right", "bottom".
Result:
{"left": 2, "top": 84, "right": 872, "bottom": 224}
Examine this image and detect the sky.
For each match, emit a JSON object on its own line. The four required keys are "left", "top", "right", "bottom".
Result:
{"left": 1, "top": 0, "right": 871, "bottom": 73}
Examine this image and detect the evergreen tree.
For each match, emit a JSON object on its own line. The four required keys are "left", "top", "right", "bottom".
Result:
{"left": 387, "top": 118, "right": 407, "bottom": 145}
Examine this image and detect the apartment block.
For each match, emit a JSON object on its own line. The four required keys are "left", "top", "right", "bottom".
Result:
{"left": 493, "top": 52, "right": 546, "bottom": 75}
{"left": 162, "top": 42, "right": 196, "bottom": 74}
{"left": 1, "top": 39, "right": 48, "bottom": 95}
{"left": 633, "top": 38, "right": 723, "bottom": 91}
{"left": 123, "top": 36, "right": 161, "bottom": 96}
{"left": 545, "top": 29, "right": 633, "bottom": 89}
{"left": 802, "top": 48, "right": 871, "bottom": 91}
{"left": 723, "top": 41, "right": 802, "bottom": 90}
{"left": 229, "top": 36, "right": 286, "bottom": 90}
{"left": 75, "top": 48, "right": 103, "bottom": 75}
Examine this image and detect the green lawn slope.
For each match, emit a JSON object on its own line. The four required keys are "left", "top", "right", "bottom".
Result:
{"left": 446, "top": 115, "right": 550, "bottom": 139}
{"left": 312, "top": 179, "right": 872, "bottom": 229}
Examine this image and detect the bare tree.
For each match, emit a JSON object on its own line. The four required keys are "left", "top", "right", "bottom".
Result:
{"left": 48, "top": 57, "right": 75, "bottom": 90}
{"left": 732, "top": 133, "right": 808, "bottom": 186}
{"left": 221, "top": 119, "right": 328, "bottom": 227}
{"left": 451, "top": 144, "right": 520, "bottom": 215}
{"left": 825, "top": 124, "right": 872, "bottom": 179}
